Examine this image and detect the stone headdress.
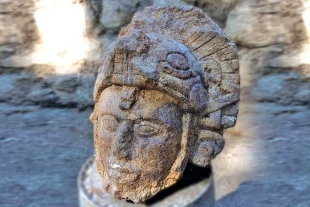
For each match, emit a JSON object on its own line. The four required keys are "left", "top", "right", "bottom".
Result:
{"left": 94, "top": 6, "right": 240, "bottom": 168}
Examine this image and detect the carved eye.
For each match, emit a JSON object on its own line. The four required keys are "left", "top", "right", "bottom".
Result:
{"left": 134, "top": 121, "right": 161, "bottom": 138}
{"left": 166, "top": 53, "right": 189, "bottom": 70}
{"left": 100, "top": 115, "right": 119, "bottom": 132}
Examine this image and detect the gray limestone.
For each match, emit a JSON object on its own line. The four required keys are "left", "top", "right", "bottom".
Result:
{"left": 91, "top": 6, "right": 239, "bottom": 203}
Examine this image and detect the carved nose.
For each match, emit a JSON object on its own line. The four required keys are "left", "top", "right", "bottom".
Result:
{"left": 112, "top": 121, "right": 132, "bottom": 160}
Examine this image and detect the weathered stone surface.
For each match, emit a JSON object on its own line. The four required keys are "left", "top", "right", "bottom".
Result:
{"left": 91, "top": 6, "right": 239, "bottom": 203}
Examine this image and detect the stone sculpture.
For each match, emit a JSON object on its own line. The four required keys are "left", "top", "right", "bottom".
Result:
{"left": 90, "top": 6, "right": 240, "bottom": 203}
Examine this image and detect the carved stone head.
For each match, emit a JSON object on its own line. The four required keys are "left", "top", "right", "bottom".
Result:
{"left": 91, "top": 6, "right": 240, "bottom": 203}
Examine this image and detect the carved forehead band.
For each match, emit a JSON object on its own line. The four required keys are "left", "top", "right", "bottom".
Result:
{"left": 119, "top": 86, "right": 139, "bottom": 110}
{"left": 94, "top": 31, "right": 208, "bottom": 113}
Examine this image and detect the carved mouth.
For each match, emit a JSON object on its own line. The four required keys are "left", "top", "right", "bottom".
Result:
{"left": 106, "top": 162, "right": 140, "bottom": 184}
{"left": 107, "top": 168, "right": 140, "bottom": 184}
{"left": 108, "top": 164, "right": 137, "bottom": 173}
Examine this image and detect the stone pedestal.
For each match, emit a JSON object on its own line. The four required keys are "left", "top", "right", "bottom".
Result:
{"left": 78, "top": 157, "right": 215, "bottom": 207}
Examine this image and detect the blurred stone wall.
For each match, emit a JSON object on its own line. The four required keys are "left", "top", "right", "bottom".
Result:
{"left": 0, "top": 0, "right": 309, "bottom": 109}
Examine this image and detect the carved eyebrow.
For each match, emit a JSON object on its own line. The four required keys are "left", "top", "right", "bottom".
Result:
{"left": 99, "top": 113, "right": 134, "bottom": 122}
{"left": 98, "top": 113, "right": 166, "bottom": 127}
{"left": 99, "top": 113, "right": 121, "bottom": 121}
{"left": 134, "top": 118, "right": 166, "bottom": 126}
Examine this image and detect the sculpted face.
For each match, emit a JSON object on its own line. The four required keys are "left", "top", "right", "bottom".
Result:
{"left": 91, "top": 6, "right": 240, "bottom": 204}
{"left": 93, "top": 85, "right": 183, "bottom": 201}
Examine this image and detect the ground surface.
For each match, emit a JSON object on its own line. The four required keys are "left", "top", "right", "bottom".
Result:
{"left": 214, "top": 102, "right": 310, "bottom": 207}
{"left": 0, "top": 102, "right": 309, "bottom": 207}
{"left": 0, "top": 104, "right": 93, "bottom": 207}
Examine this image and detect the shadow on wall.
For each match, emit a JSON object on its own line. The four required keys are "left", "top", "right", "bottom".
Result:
{"left": 0, "top": 0, "right": 40, "bottom": 104}
{"left": 0, "top": 2, "right": 97, "bottom": 207}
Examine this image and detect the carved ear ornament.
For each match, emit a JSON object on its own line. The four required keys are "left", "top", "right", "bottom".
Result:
{"left": 166, "top": 53, "right": 190, "bottom": 70}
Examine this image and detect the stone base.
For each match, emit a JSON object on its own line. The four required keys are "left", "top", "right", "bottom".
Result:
{"left": 78, "top": 157, "right": 215, "bottom": 207}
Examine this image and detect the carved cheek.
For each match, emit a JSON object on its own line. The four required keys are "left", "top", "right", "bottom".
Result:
{"left": 97, "top": 115, "right": 119, "bottom": 152}
{"left": 133, "top": 129, "right": 178, "bottom": 169}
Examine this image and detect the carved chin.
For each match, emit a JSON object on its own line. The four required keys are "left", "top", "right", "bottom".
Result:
{"left": 100, "top": 169, "right": 175, "bottom": 203}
